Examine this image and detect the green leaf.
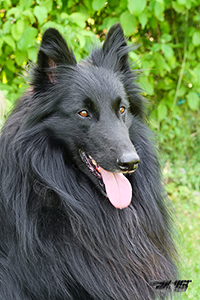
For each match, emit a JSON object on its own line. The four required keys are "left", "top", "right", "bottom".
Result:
{"left": 99, "top": 17, "right": 119, "bottom": 31}
{"left": 160, "top": 34, "right": 172, "bottom": 42}
{"left": 193, "top": 65, "right": 200, "bottom": 83}
{"left": 120, "top": 10, "right": 137, "bottom": 36}
{"left": 154, "top": 1, "right": 165, "bottom": 21}
{"left": 92, "top": 0, "right": 105, "bottom": 10}
{"left": 139, "top": 77, "right": 154, "bottom": 95}
{"left": 28, "top": 47, "right": 38, "bottom": 63}
{"left": 192, "top": 31, "right": 200, "bottom": 46}
{"left": 15, "top": 49, "right": 26, "bottom": 65}
{"left": 19, "top": 0, "right": 33, "bottom": 10}
{"left": 0, "top": 38, "right": 3, "bottom": 51}
{"left": 7, "top": 7, "right": 21, "bottom": 19}
{"left": 69, "top": 13, "right": 87, "bottom": 28}
{"left": 177, "top": 0, "right": 186, "bottom": 4}
{"left": 18, "top": 27, "right": 38, "bottom": 51}
{"left": 172, "top": 2, "right": 184, "bottom": 12}
{"left": 38, "top": 0, "right": 53, "bottom": 13}
{"left": 56, "top": 0, "right": 63, "bottom": 8}
{"left": 3, "top": 0, "right": 12, "bottom": 10}
{"left": 153, "top": 53, "right": 170, "bottom": 76}
{"left": 128, "top": 0, "right": 146, "bottom": 16}
{"left": 81, "top": 30, "right": 94, "bottom": 37}
{"left": 6, "top": 60, "right": 16, "bottom": 73}
{"left": 161, "top": 44, "right": 174, "bottom": 60}
{"left": 11, "top": 19, "right": 25, "bottom": 41}
{"left": 187, "top": 91, "right": 199, "bottom": 111}
{"left": 3, "top": 21, "right": 11, "bottom": 35}
{"left": 3, "top": 35, "right": 16, "bottom": 51}
{"left": 109, "top": 0, "right": 120, "bottom": 7}
{"left": 76, "top": 34, "right": 86, "bottom": 48}
{"left": 138, "top": 10, "right": 148, "bottom": 29}
{"left": 60, "top": 12, "right": 69, "bottom": 19}
{"left": 22, "top": 10, "right": 36, "bottom": 24}
{"left": 157, "top": 102, "right": 167, "bottom": 121}
{"left": 11, "top": 24, "right": 20, "bottom": 41}
{"left": 152, "top": 43, "right": 161, "bottom": 52}
{"left": 34, "top": 6, "right": 48, "bottom": 25}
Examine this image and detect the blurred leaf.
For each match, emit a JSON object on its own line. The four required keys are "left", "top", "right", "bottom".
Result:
{"left": 109, "top": 0, "right": 120, "bottom": 7}
{"left": 92, "top": 0, "right": 105, "bottom": 10}
{"left": 19, "top": 0, "right": 33, "bottom": 10}
{"left": 18, "top": 27, "right": 38, "bottom": 51}
{"left": 7, "top": 7, "right": 21, "bottom": 19}
{"left": 160, "top": 34, "right": 172, "bottom": 42}
{"left": 157, "top": 102, "right": 167, "bottom": 121}
{"left": 177, "top": 0, "right": 186, "bottom": 4}
{"left": 192, "top": 31, "right": 200, "bottom": 46}
{"left": 120, "top": 10, "right": 137, "bottom": 36}
{"left": 138, "top": 10, "right": 148, "bottom": 29}
{"left": 6, "top": 60, "right": 16, "bottom": 73}
{"left": 128, "top": 0, "right": 146, "bottom": 16}
{"left": 152, "top": 43, "right": 160, "bottom": 52}
{"left": 172, "top": 2, "right": 184, "bottom": 12}
{"left": 28, "top": 47, "right": 38, "bottom": 63}
{"left": 187, "top": 91, "right": 199, "bottom": 111}
{"left": 139, "top": 77, "right": 154, "bottom": 95}
{"left": 154, "top": 1, "right": 165, "bottom": 21}
{"left": 3, "top": 21, "right": 11, "bottom": 35}
{"left": 99, "top": 17, "right": 119, "bottom": 30}
{"left": 22, "top": 10, "right": 36, "bottom": 24}
{"left": 34, "top": 6, "right": 48, "bottom": 25}
{"left": 153, "top": 52, "right": 170, "bottom": 76}
{"left": 3, "top": 0, "right": 12, "bottom": 10}
{"left": 69, "top": 12, "right": 87, "bottom": 28}
{"left": 193, "top": 65, "right": 200, "bottom": 83}
{"left": 11, "top": 19, "right": 25, "bottom": 41}
{"left": 38, "top": 0, "right": 53, "bottom": 13}
{"left": 76, "top": 34, "right": 86, "bottom": 48}
{"left": 3, "top": 36, "right": 16, "bottom": 51}
{"left": 0, "top": 38, "right": 3, "bottom": 52}
{"left": 161, "top": 44, "right": 174, "bottom": 60}
{"left": 15, "top": 49, "right": 26, "bottom": 65}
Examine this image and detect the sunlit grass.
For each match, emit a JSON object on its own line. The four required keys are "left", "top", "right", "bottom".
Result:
{"left": 163, "top": 158, "right": 200, "bottom": 299}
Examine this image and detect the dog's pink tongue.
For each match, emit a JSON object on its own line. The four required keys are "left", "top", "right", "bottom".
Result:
{"left": 99, "top": 167, "right": 132, "bottom": 209}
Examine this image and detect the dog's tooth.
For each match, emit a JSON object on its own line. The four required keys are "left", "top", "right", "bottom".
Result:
{"left": 92, "top": 159, "right": 97, "bottom": 166}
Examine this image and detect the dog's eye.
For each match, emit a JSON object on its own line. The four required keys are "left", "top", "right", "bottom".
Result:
{"left": 119, "top": 106, "right": 125, "bottom": 114}
{"left": 78, "top": 110, "right": 89, "bottom": 118}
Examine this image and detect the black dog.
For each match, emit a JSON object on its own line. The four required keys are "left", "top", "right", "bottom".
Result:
{"left": 0, "top": 24, "right": 177, "bottom": 299}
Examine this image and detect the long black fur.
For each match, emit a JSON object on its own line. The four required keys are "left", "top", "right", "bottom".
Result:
{"left": 0, "top": 24, "right": 178, "bottom": 299}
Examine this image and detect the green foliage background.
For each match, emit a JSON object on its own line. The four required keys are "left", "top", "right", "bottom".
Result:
{"left": 0, "top": 0, "right": 200, "bottom": 298}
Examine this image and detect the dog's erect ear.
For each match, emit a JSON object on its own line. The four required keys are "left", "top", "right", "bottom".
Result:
{"left": 103, "top": 23, "right": 127, "bottom": 54}
{"left": 102, "top": 23, "right": 129, "bottom": 72}
{"left": 37, "top": 28, "right": 76, "bottom": 82}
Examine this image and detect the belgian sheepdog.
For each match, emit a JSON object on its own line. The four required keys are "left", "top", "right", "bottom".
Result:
{"left": 0, "top": 24, "right": 178, "bottom": 299}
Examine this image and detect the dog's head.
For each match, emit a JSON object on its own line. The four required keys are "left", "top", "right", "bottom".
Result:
{"left": 28, "top": 24, "right": 144, "bottom": 209}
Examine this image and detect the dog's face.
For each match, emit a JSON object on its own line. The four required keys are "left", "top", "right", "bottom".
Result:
{"left": 29, "top": 24, "right": 142, "bottom": 209}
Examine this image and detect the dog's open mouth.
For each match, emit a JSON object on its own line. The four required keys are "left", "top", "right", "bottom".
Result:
{"left": 79, "top": 150, "right": 132, "bottom": 209}
{"left": 79, "top": 149, "right": 104, "bottom": 183}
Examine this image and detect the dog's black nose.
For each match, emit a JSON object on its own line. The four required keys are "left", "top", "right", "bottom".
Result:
{"left": 117, "top": 152, "right": 140, "bottom": 172}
